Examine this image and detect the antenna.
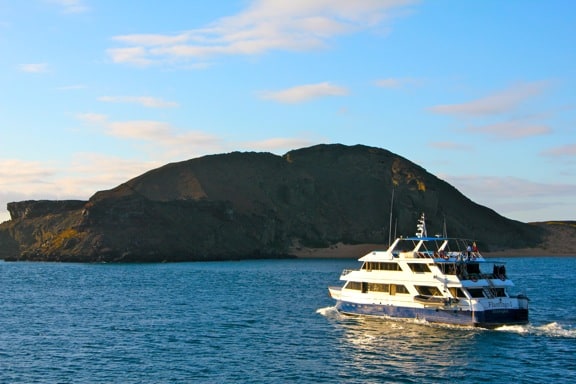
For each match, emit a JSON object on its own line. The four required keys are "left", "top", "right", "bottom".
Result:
{"left": 388, "top": 187, "right": 395, "bottom": 245}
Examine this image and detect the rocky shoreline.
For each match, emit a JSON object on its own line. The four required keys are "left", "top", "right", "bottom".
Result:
{"left": 290, "top": 243, "right": 575, "bottom": 259}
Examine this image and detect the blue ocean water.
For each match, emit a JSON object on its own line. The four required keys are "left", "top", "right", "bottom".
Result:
{"left": 0, "top": 257, "right": 574, "bottom": 383}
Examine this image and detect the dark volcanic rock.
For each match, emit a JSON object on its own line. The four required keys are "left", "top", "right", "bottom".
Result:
{"left": 8, "top": 200, "right": 86, "bottom": 220}
{"left": 0, "top": 144, "right": 547, "bottom": 262}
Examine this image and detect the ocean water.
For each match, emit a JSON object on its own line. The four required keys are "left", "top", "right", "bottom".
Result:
{"left": 0, "top": 257, "right": 574, "bottom": 383}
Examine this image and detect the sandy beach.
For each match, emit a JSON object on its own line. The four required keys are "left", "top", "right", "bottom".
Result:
{"left": 290, "top": 242, "right": 576, "bottom": 259}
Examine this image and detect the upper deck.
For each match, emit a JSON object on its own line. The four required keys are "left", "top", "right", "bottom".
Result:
{"left": 359, "top": 236, "right": 483, "bottom": 263}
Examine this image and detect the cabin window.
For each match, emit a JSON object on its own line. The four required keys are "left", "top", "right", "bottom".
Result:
{"left": 345, "top": 281, "right": 362, "bottom": 290}
{"left": 392, "top": 284, "right": 409, "bottom": 295}
{"left": 466, "top": 263, "right": 481, "bottom": 274}
{"left": 367, "top": 283, "right": 389, "bottom": 293}
{"left": 492, "top": 288, "right": 507, "bottom": 297}
{"left": 415, "top": 285, "right": 442, "bottom": 296}
{"left": 467, "top": 288, "right": 485, "bottom": 298}
{"left": 408, "top": 263, "right": 431, "bottom": 273}
{"left": 362, "top": 262, "right": 402, "bottom": 271}
{"left": 449, "top": 287, "right": 467, "bottom": 298}
{"left": 438, "top": 263, "right": 458, "bottom": 275}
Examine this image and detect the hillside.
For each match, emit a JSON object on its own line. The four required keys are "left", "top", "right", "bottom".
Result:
{"left": 0, "top": 144, "right": 563, "bottom": 262}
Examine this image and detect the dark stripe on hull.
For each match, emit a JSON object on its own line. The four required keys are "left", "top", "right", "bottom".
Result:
{"left": 336, "top": 301, "right": 528, "bottom": 328}
{"left": 476, "top": 308, "right": 529, "bottom": 327}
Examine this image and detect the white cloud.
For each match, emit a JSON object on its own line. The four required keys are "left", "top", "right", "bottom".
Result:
{"left": 429, "top": 82, "right": 549, "bottom": 116}
{"left": 259, "top": 82, "right": 348, "bottom": 103}
{"left": 108, "top": 0, "right": 417, "bottom": 66}
{"left": 19, "top": 63, "right": 49, "bottom": 73}
{"left": 48, "top": 0, "right": 89, "bottom": 14}
{"left": 98, "top": 96, "right": 179, "bottom": 108}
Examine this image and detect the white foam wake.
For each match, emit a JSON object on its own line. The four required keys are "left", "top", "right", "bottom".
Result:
{"left": 496, "top": 322, "right": 575, "bottom": 338}
{"left": 316, "top": 306, "right": 339, "bottom": 318}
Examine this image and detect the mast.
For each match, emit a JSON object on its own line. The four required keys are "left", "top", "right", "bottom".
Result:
{"left": 388, "top": 187, "right": 395, "bottom": 245}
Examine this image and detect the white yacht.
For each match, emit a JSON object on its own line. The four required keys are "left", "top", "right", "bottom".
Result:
{"left": 328, "top": 213, "right": 529, "bottom": 328}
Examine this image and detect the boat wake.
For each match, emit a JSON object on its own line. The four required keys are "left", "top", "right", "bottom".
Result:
{"left": 495, "top": 322, "right": 575, "bottom": 338}
{"left": 316, "top": 306, "right": 340, "bottom": 319}
{"left": 317, "top": 306, "right": 470, "bottom": 330}
{"left": 318, "top": 307, "right": 575, "bottom": 338}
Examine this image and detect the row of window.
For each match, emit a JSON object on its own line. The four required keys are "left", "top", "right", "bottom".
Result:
{"left": 345, "top": 283, "right": 508, "bottom": 299}
{"left": 362, "top": 261, "right": 432, "bottom": 273}
{"left": 361, "top": 262, "right": 402, "bottom": 271}
{"left": 345, "top": 281, "right": 409, "bottom": 294}
{"left": 362, "top": 261, "right": 489, "bottom": 277}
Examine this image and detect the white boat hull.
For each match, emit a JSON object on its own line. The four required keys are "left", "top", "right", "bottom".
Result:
{"left": 331, "top": 298, "right": 529, "bottom": 328}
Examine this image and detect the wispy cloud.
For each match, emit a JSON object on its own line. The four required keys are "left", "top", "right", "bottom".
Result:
{"left": 76, "top": 113, "right": 321, "bottom": 158}
{"left": 106, "top": 121, "right": 220, "bottom": 150}
{"left": 57, "top": 84, "right": 86, "bottom": 91}
{"left": 244, "top": 137, "right": 319, "bottom": 151}
{"left": 77, "top": 112, "right": 108, "bottom": 123}
{"left": 108, "top": 47, "right": 150, "bottom": 66}
{"left": 428, "top": 81, "right": 553, "bottom": 141}
{"left": 429, "top": 82, "right": 548, "bottom": 116}
{"left": 540, "top": 143, "right": 576, "bottom": 157}
{"left": 107, "top": 0, "right": 417, "bottom": 66}
{"left": 465, "top": 119, "right": 551, "bottom": 140}
{"left": 0, "top": 155, "right": 158, "bottom": 222}
{"left": 259, "top": 82, "right": 348, "bottom": 103}
{"left": 76, "top": 114, "right": 224, "bottom": 159}
{"left": 0, "top": 159, "right": 56, "bottom": 184}
{"left": 19, "top": 63, "right": 49, "bottom": 73}
{"left": 48, "top": 0, "right": 89, "bottom": 14}
{"left": 447, "top": 175, "right": 574, "bottom": 199}
{"left": 63, "top": 153, "right": 160, "bottom": 191}
{"left": 443, "top": 174, "right": 576, "bottom": 221}
{"left": 429, "top": 141, "right": 472, "bottom": 151}
{"left": 98, "top": 96, "right": 180, "bottom": 108}
{"left": 375, "top": 77, "right": 420, "bottom": 88}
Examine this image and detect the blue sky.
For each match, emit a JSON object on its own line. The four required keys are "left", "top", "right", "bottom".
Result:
{"left": 1, "top": 0, "right": 575, "bottom": 224}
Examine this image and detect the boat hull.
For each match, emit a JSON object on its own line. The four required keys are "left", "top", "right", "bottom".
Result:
{"left": 335, "top": 300, "right": 528, "bottom": 329}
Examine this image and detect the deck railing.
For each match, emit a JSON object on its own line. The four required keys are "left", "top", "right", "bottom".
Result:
{"left": 340, "top": 269, "right": 353, "bottom": 277}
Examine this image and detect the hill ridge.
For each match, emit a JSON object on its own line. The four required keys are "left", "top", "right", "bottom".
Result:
{"left": 1, "top": 143, "right": 562, "bottom": 262}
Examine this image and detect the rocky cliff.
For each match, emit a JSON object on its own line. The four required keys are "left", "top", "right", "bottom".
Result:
{"left": 0, "top": 144, "right": 548, "bottom": 262}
